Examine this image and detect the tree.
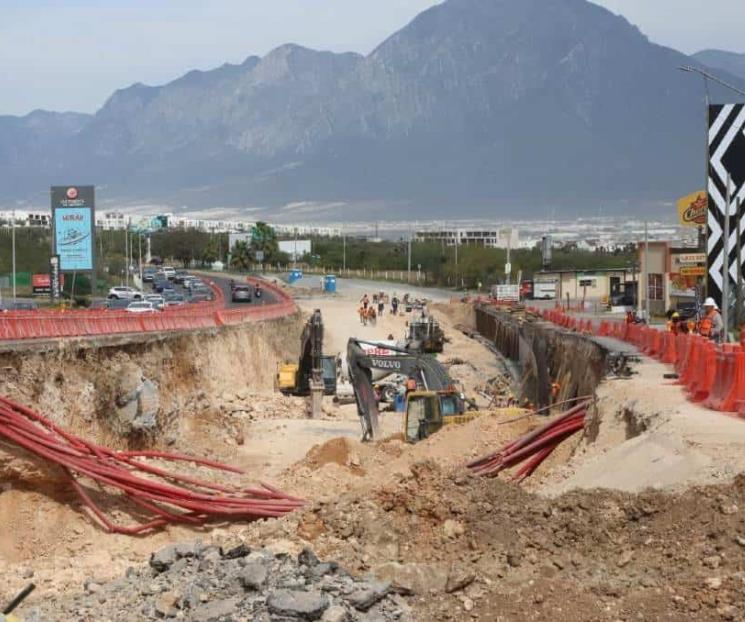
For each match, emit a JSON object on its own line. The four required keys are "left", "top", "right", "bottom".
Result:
{"left": 231, "top": 241, "right": 252, "bottom": 272}
{"left": 251, "top": 222, "right": 280, "bottom": 262}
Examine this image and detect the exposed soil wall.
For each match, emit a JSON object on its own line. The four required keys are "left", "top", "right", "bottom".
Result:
{"left": 474, "top": 305, "right": 607, "bottom": 408}
{"left": 0, "top": 312, "right": 305, "bottom": 456}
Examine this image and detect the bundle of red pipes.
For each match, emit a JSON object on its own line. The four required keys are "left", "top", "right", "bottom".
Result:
{"left": 467, "top": 399, "right": 590, "bottom": 482}
{"left": 0, "top": 396, "right": 304, "bottom": 534}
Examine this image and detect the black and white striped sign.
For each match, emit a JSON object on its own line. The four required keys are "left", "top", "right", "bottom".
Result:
{"left": 708, "top": 104, "right": 745, "bottom": 308}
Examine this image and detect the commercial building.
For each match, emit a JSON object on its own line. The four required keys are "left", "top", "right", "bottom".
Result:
{"left": 534, "top": 267, "right": 635, "bottom": 303}
{"left": 638, "top": 242, "right": 705, "bottom": 316}
{"left": 415, "top": 227, "right": 519, "bottom": 249}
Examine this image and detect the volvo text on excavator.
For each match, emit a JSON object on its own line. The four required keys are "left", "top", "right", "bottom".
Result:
{"left": 347, "top": 338, "right": 479, "bottom": 443}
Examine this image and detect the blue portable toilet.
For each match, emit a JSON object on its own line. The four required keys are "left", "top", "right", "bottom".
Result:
{"left": 324, "top": 274, "right": 337, "bottom": 293}
{"left": 288, "top": 269, "right": 303, "bottom": 284}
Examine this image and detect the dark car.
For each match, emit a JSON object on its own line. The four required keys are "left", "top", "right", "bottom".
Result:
{"left": 173, "top": 269, "right": 189, "bottom": 284}
{"left": 153, "top": 279, "right": 174, "bottom": 293}
{"left": 188, "top": 288, "right": 214, "bottom": 303}
{"left": 142, "top": 267, "right": 158, "bottom": 283}
{"left": 676, "top": 301, "right": 698, "bottom": 321}
{"left": 232, "top": 285, "right": 253, "bottom": 303}
{"left": 106, "top": 298, "right": 131, "bottom": 310}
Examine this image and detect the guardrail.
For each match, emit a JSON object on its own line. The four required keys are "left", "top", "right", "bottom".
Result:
{"left": 0, "top": 278, "right": 297, "bottom": 341}
{"left": 528, "top": 306, "right": 745, "bottom": 419}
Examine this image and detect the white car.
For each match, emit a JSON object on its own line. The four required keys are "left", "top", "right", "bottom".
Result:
{"left": 125, "top": 301, "right": 156, "bottom": 313}
{"left": 162, "top": 266, "right": 176, "bottom": 280}
{"left": 108, "top": 286, "right": 143, "bottom": 301}
{"left": 144, "top": 294, "right": 165, "bottom": 310}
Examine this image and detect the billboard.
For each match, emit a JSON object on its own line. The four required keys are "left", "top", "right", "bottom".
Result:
{"left": 51, "top": 186, "right": 95, "bottom": 272}
{"left": 32, "top": 273, "right": 65, "bottom": 295}
{"left": 676, "top": 190, "right": 707, "bottom": 227}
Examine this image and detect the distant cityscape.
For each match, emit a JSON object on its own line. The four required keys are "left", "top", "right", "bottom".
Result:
{"left": 0, "top": 208, "right": 698, "bottom": 252}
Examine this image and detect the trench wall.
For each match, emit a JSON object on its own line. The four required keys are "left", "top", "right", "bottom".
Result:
{"left": 475, "top": 305, "right": 607, "bottom": 408}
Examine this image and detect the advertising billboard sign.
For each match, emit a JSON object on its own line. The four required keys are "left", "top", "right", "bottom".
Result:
{"left": 50, "top": 255, "right": 61, "bottom": 301}
{"left": 32, "top": 272, "right": 65, "bottom": 296}
{"left": 51, "top": 186, "right": 95, "bottom": 272}
{"left": 676, "top": 191, "right": 707, "bottom": 227}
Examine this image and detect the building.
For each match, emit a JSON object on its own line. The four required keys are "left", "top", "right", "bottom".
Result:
{"left": 278, "top": 240, "right": 312, "bottom": 260}
{"left": 638, "top": 242, "right": 705, "bottom": 316}
{"left": 534, "top": 267, "right": 635, "bottom": 303}
{"left": 415, "top": 227, "right": 519, "bottom": 249}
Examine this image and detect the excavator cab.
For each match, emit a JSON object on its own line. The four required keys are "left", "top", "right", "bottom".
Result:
{"left": 404, "top": 391, "right": 466, "bottom": 442}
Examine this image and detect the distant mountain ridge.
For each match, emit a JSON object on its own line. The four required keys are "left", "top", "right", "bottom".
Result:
{"left": 3, "top": 0, "right": 745, "bottom": 219}
{"left": 693, "top": 49, "right": 745, "bottom": 81}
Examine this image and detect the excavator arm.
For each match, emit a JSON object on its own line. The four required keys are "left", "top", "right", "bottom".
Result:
{"left": 347, "top": 338, "right": 457, "bottom": 441}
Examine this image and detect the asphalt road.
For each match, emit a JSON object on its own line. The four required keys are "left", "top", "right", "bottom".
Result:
{"left": 283, "top": 274, "right": 457, "bottom": 303}
{"left": 207, "top": 274, "right": 282, "bottom": 308}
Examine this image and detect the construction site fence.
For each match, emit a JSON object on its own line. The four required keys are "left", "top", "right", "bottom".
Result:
{"left": 0, "top": 278, "right": 297, "bottom": 341}
{"left": 528, "top": 306, "right": 745, "bottom": 419}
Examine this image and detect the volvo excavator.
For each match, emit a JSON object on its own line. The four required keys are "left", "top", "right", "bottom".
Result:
{"left": 347, "top": 338, "right": 479, "bottom": 442}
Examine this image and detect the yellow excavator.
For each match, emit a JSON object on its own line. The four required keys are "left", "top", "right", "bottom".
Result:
{"left": 347, "top": 338, "right": 483, "bottom": 443}
{"left": 276, "top": 310, "right": 338, "bottom": 396}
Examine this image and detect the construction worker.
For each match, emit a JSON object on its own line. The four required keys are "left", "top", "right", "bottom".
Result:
{"left": 666, "top": 312, "right": 681, "bottom": 335}
{"left": 361, "top": 294, "right": 369, "bottom": 310}
{"left": 405, "top": 374, "right": 418, "bottom": 394}
{"left": 699, "top": 297, "right": 724, "bottom": 343}
{"left": 550, "top": 382, "right": 561, "bottom": 401}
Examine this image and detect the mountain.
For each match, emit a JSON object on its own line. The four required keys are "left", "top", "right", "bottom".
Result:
{"left": 693, "top": 49, "right": 745, "bottom": 81}
{"left": 2, "top": 0, "right": 744, "bottom": 219}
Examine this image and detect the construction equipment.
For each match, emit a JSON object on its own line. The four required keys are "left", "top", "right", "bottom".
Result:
{"left": 347, "top": 338, "right": 479, "bottom": 442}
{"left": 405, "top": 314, "right": 445, "bottom": 353}
{"left": 277, "top": 310, "right": 338, "bottom": 397}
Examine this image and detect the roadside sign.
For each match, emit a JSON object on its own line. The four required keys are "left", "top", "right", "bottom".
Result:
{"left": 255, "top": 250, "right": 265, "bottom": 262}
{"left": 32, "top": 272, "right": 65, "bottom": 296}
{"left": 680, "top": 266, "right": 706, "bottom": 277}
{"left": 505, "top": 262, "right": 512, "bottom": 276}
{"left": 493, "top": 284, "right": 520, "bottom": 302}
{"left": 51, "top": 185, "right": 96, "bottom": 272}
{"left": 50, "top": 255, "right": 61, "bottom": 301}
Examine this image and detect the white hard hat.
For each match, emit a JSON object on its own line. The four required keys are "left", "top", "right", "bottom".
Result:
{"left": 704, "top": 297, "right": 718, "bottom": 309}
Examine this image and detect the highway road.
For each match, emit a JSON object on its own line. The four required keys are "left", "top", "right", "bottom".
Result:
{"left": 205, "top": 273, "right": 282, "bottom": 308}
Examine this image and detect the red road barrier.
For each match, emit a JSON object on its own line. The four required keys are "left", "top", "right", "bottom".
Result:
{"left": 0, "top": 279, "right": 297, "bottom": 342}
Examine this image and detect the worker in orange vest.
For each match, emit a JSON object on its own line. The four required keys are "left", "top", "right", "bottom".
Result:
{"left": 666, "top": 312, "right": 681, "bottom": 335}
{"left": 699, "top": 297, "right": 724, "bottom": 343}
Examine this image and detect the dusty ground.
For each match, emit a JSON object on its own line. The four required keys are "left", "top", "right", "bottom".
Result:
{"left": 5, "top": 287, "right": 745, "bottom": 621}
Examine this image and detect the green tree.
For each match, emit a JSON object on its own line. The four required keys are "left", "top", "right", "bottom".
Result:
{"left": 251, "top": 222, "right": 280, "bottom": 262}
{"left": 231, "top": 241, "right": 252, "bottom": 271}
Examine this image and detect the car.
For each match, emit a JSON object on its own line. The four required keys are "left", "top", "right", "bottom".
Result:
{"left": 2, "top": 301, "right": 39, "bottom": 311}
{"left": 184, "top": 278, "right": 205, "bottom": 291}
{"left": 163, "top": 294, "right": 186, "bottom": 307}
{"left": 108, "top": 286, "right": 143, "bottom": 301}
{"left": 142, "top": 267, "right": 158, "bottom": 283}
{"left": 125, "top": 301, "right": 156, "bottom": 313}
{"left": 153, "top": 279, "right": 174, "bottom": 293}
{"left": 106, "top": 298, "right": 131, "bottom": 310}
{"left": 144, "top": 294, "right": 165, "bottom": 310}
{"left": 232, "top": 285, "right": 253, "bottom": 303}
{"left": 162, "top": 266, "right": 176, "bottom": 280}
{"left": 676, "top": 302, "right": 698, "bottom": 321}
{"left": 173, "top": 269, "right": 189, "bottom": 284}
{"left": 188, "top": 288, "right": 215, "bottom": 303}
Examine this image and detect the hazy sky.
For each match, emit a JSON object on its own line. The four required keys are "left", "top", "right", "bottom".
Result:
{"left": 2, "top": 0, "right": 744, "bottom": 116}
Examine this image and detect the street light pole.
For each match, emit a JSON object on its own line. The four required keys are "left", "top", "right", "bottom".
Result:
{"left": 11, "top": 208, "right": 16, "bottom": 305}
{"left": 679, "top": 65, "right": 745, "bottom": 98}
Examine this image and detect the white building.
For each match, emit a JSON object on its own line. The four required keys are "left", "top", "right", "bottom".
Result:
{"left": 415, "top": 227, "right": 519, "bottom": 249}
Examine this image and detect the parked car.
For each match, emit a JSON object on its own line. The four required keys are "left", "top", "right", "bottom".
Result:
{"left": 163, "top": 293, "right": 186, "bottom": 307}
{"left": 173, "top": 269, "right": 189, "bottom": 284}
{"left": 144, "top": 294, "right": 165, "bottom": 310}
{"left": 676, "top": 301, "right": 698, "bottom": 321}
{"left": 2, "top": 301, "right": 39, "bottom": 311}
{"left": 142, "top": 267, "right": 158, "bottom": 283}
{"left": 125, "top": 301, "right": 156, "bottom": 313}
{"left": 231, "top": 285, "right": 253, "bottom": 303}
{"left": 108, "top": 286, "right": 143, "bottom": 301}
{"left": 106, "top": 298, "right": 131, "bottom": 310}
{"left": 153, "top": 279, "right": 174, "bottom": 294}
{"left": 162, "top": 266, "right": 176, "bottom": 280}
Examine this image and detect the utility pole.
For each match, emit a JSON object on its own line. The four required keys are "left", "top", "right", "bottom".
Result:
{"left": 124, "top": 222, "right": 129, "bottom": 288}
{"left": 11, "top": 208, "right": 16, "bottom": 304}
{"left": 407, "top": 226, "right": 412, "bottom": 284}
{"left": 293, "top": 227, "right": 298, "bottom": 269}
{"left": 342, "top": 228, "right": 346, "bottom": 273}
{"left": 644, "top": 220, "right": 649, "bottom": 322}
{"left": 736, "top": 197, "right": 743, "bottom": 329}
{"left": 723, "top": 175, "right": 732, "bottom": 338}
{"left": 138, "top": 232, "right": 143, "bottom": 285}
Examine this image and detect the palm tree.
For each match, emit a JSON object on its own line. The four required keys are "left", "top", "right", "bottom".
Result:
{"left": 231, "top": 240, "right": 252, "bottom": 272}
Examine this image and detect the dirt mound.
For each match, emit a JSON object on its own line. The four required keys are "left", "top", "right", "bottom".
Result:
{"left": 268, "top": 460, "right": 745, "bottom": 620}
{"left": 304, "top": 437, "right": 366, "bottom": 475}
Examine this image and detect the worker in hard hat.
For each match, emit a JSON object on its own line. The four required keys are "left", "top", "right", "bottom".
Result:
{"left": 666, "top": 312, "right": 681, "bottom": 335}
{"left": 699, "top": 297, "right": 724, "bottom": 343}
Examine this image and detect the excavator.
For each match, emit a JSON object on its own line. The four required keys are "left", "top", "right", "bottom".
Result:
{"left": 405, "top": 314, "right": 445, "bottom": 353}
{"left": 276, "top": 310, "right": 338, "bottom": 397}
{"left": 347, "top": 338, "right": 479, "bottom": 443}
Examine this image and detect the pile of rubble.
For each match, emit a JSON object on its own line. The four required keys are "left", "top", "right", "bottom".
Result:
{"left": 244, "top": 458, "right": 745, "bottom": 620}
{"left": 32, "top": 542, "right": 412, "bottom": 621}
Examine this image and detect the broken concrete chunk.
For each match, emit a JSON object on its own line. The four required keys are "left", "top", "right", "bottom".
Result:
{"left": 267, "top": 589, "right": 329, "bottom": 620}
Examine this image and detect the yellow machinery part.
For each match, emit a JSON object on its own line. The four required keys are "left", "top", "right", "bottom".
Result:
{"left": 276, "top": 363, "right": 299, "bottom": 392}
